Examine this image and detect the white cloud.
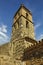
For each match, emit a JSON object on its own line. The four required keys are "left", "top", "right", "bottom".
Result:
{"left": 36, "top": 34, "right": 43, "bottom": 41}
{"left": 39, "top": 34, "right": 43, "bottom": 40}
{"left": 0, "top": 24, "right": 7, "bottom": 33}
{"left": 0, "top": 24, "right": 10, "bottom": 45}
{"left": 35, "top": 23, "right": 41, "bottom": 30}
{"left": 0, "top": 32, "right": 8, "bottom": 38}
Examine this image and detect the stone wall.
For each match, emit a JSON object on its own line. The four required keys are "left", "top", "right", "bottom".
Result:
{"left": 0, "top": 42, "right": 13, "bottom": 65}
{"left": 0, "top": 43, "right": 10, "bottom": 55}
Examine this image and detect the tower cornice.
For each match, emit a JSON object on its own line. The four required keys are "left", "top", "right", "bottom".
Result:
{"left": 12, "top": 15, "right": 34, "bottom": 27}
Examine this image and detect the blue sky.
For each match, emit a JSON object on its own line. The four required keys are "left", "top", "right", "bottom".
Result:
{"left": 0, "top": 0, "right": 43, "bottom": 45}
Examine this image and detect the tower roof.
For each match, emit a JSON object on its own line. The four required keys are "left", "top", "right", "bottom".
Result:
{"left": 14, "top": 4, "right": 32, "bottom": 18}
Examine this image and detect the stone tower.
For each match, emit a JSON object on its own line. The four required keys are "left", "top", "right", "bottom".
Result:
{"left": 11, "top": 4, "right": 35, "bottom": 65}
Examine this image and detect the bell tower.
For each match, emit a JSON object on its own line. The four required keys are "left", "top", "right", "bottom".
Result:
{"left": 11, "top": 4, "right": 35, "bottom": 65}
{"left": 12, "top": 4, "right": 35, "bottom": 40}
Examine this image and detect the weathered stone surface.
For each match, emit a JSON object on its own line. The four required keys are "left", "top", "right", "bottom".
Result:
{"left": 0, "top": 4, "right": 43, "bottom": 65}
